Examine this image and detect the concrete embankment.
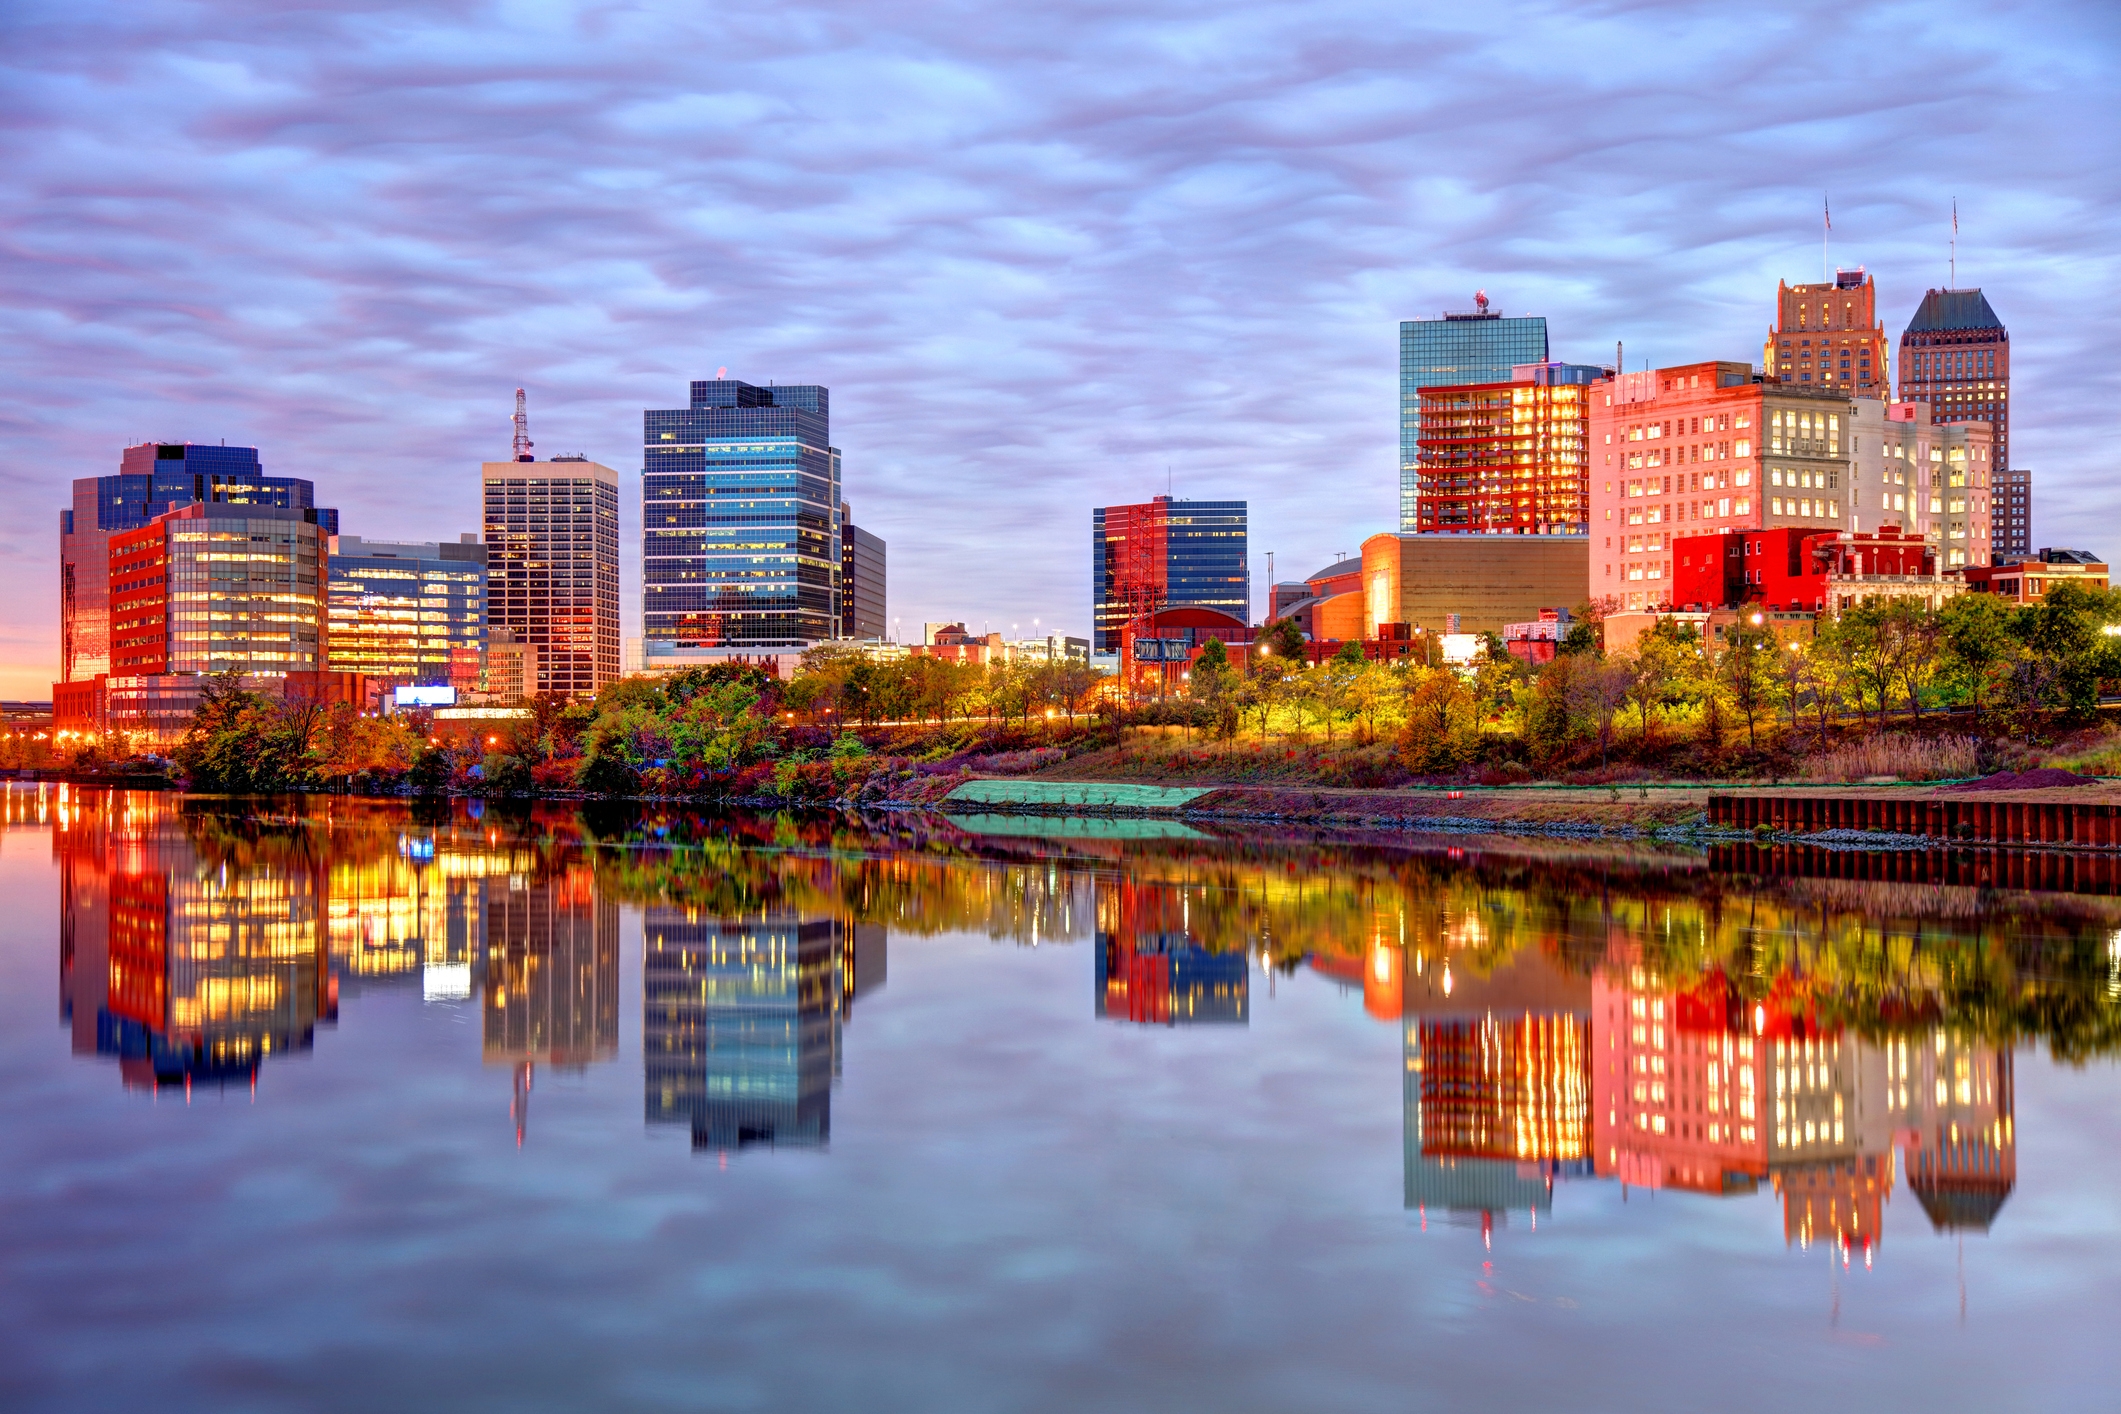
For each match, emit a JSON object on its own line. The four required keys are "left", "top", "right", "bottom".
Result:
{"left": 935, "top": 775, "right": 2121, "bottom": 848}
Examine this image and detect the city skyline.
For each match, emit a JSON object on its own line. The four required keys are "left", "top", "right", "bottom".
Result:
{"left": 2, "top": 1, "right": 2117, "bottom": 697}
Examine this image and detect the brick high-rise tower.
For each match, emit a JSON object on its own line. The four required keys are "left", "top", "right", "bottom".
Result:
{"left": 1763, "top": 269, "right": 1889, "bottom": 398}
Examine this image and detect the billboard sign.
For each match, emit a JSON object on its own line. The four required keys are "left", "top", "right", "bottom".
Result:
{"left": 394, "top": 685, "right": 458, "bottom": 709}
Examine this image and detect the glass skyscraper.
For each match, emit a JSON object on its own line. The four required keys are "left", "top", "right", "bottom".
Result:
{"left": 326, "top": 535, "right": 488, "bottom": 692}
{"left": 60, "top": 443, "right": 337, "bottom": 683}
{"left": 1400, "top": 309, "right": 1548, "bottom": 531}
{"left": 1091, "top": 496, "right": 1249, "bottom": 653}
{"left": 641, "top": 379, "right": 841, "bottom": 658}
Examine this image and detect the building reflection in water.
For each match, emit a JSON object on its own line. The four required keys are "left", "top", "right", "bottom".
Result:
{"left": 48, "top": 789, "right": 621, "bottom": 1133}
{"left": 483, "top": 866, "right": 619, "bottom": 1144}
{"left": 1094, "top": 878, "right": 1247, "bottom": 1026}
{"left": 644, "top": 909, "right": 885, "bottom": 1152}
{"left": 1591, "top": 953, "right": 2015, "bottom": 1258}
{"left": 1398, "top": 937, "right": 1593, "bottom": 1232}
{"left": 57, "top": 790, "right": 334, "bottom": 1091}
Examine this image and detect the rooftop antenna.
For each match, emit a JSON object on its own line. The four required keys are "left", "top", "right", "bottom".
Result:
{"left": 511, "top": 388, "right": 534, "bottom": 462}
{"left": 1474, "top": 289, "right": 1489, "bottom": 314}
{"left": 1950, "top": 198, "right": 1958, "bottom": 288}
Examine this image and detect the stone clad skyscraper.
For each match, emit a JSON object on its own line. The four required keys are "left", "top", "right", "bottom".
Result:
{"left": 1762, "top": 269, "right": 1890, "bottom": 397}
{"left": 1898, "top": 289, "right": 2010, "bottom": 467}
{"left": 481, "top": 454, "right": 620, "bottom": 697}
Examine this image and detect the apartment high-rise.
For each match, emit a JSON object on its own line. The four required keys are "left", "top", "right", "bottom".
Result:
{"left": 326, "top": 535, "right": 487, "bottom": 692}
{"left": 1763, "top": 269, "right": 1890, "bottom": 397}
{"left": 1411, "top": 361, "right": 1598, "bottom": 536}
{"left": 1898, "top": 289, "right": 2011, "bottom": 470}
{"left": 641, "top": 378, "right": 842, "bottom": 670}
{"left": 1399, "top": 299, "right": 1548, "bottom": 531}
{"left": 1993, "top": 467, "right": 2032, "bottom": 564}
{"left": 839, "top": 501, "right": 887, "bottom": 640}
{"left": 1091, "top": 495, "right": 1249, "bottom": 655}
{"left": 481, "top": 455, "right": 620, "bottom": 698}
{"left": 60, "top": 443, "right": 336, "bottom": 684}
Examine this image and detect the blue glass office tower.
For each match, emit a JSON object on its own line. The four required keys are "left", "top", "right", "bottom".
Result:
{"left": 60, "top": 443, "right": 339, "bottom": 683}
{"left": 1091, "top": 496, "right": 1249, "bottom": 653}
{"left": 641, "top": 379, "right": 841, "bottom": 657}
{"left": 1400, "top": 309, "right": 1548, "bottom": 531}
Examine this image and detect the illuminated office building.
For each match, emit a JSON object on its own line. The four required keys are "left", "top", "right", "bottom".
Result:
{"left": 327, "top": 534, "right": 487, "bottom": 692}
{"left": 1898, "top": 288, "right": 2011, "bottom": 474}
{"left": 481, "top": 455, "right": 621, "bottom": 697}
{"left": 1763, "top": 269, "right": 1890, "bottom": 396}
{"left": 641, "top": 378, "right": 842, "bottom": 665}
{"left": 1412, "top": 362, "right": 1597, "bottom": 535}
{"left": 60, "top": 442, "right": 336, "bottom": 684}
{"left": 1399, "top": 300, "right": 1548, "bottom": 531}
{"left": 108, "top": 502, "right": 330, "bottom": 679}
{"left": 839, "top": 501, "right": 888, "bottom": 640}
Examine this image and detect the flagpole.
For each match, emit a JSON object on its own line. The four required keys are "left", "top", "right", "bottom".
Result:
{"left": 1823, "top": 194, "right": 1831, "bottom": 283}
{"left": 1951, "top": 198, "right": 1958, "bottom": 287}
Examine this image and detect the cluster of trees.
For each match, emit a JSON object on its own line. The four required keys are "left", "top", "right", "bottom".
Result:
{"left": 782, "top": 645, "right": 1105, "bottom": 724}
{"left": 1172, "top": 583, "right": 2121, "bottom": 771}
{"left": 147, "top": 581, "right": 2121, "bottom": 795}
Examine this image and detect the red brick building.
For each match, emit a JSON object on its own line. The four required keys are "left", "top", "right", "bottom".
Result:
{"left": 1674, "top": 527, "right": 1934, "bottom": 614}
{"left": 1961, "top": 548, "right": 2109, "bottom": 605}
{"left": 1763, "top": 269, "right": 1889, "bottom": 397}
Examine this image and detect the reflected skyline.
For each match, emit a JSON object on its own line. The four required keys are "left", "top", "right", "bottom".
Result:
{"left": 28, "top": 786, "right": 2094, "bottom": 1256}
{"left": 644, "top": 911, "right": 884, "bottom": 1152}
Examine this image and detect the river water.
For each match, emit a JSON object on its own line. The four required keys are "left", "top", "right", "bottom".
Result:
{"left": 2, "top": 787, "right": 2118, "bottom": 1412}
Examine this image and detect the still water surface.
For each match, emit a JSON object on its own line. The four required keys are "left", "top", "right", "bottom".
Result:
{"left": 4, "top": 788, "right": 2120, "bottom": 1412}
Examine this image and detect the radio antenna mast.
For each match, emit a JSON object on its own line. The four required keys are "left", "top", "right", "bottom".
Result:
{"left": 512, "top": 388, "right": 535, "bottom": 462}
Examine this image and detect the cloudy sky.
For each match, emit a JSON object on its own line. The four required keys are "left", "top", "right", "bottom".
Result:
{"left": 3, "top": 0, "right": 2117, "bottom": 695}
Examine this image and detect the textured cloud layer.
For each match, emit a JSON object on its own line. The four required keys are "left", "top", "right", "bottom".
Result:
{"left": 2, "top": 0, "right": 2116, "bottom": 691}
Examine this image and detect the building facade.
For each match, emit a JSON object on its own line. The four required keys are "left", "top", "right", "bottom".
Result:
{"left": 1399, "top": 302, "right": 1548, "bottom": 531}
{"left": 1358, "top": 533, "right": 1586, "bottom": 637}
{"left": 481, "top": 456, "right": 620, "bottom": 697}
{"left": 1898, "top": 289, "right": 2011, "bottom": 471}
{"left": 1411, "top": 361, "right": 1597, "bottom": 536}
{"left": 1091, "top": 495, "right": 1249, "bottom": 654}
{"left": 1586, "top": 361, "right": 1853, "bottom": 611}
{"left": 61, "top": 443, "right": 336, "bottom": 684}
{"left": 1994, "top": 467, "right": 2032, "bottom": 564}
{"left": 839, "top": 502, "right": 887, "bottom": 640}
{"left": 327, "top": 535, "right": 487, "bottom": 692}
{"left": 1962, "top": 548, "right": 2109, "bottom": 605}
{"left": 641, "top": 378, "right": 841, "bottom": 666}
{"left": 1846, "top": 399, "right": 1993, "bottom": 568}
{"left": 1763, "top": 269, "right": 1889, "bottom": 397}
{"left": 108, "top": 502, "right": 330, "bottom": 679}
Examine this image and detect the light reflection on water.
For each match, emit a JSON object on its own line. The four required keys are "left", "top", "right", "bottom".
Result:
{"left": 6, "top": 785, "right": 2121, "bottom": 1411}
